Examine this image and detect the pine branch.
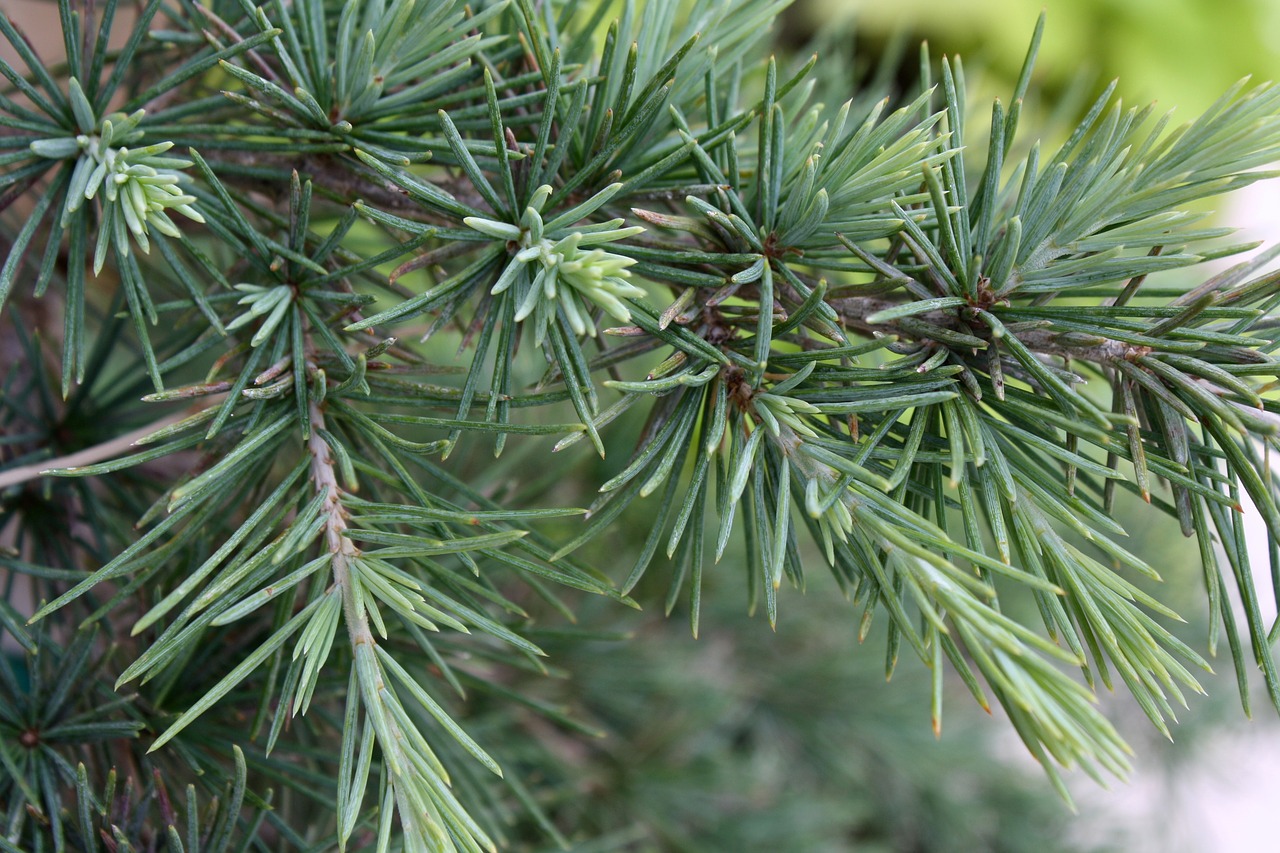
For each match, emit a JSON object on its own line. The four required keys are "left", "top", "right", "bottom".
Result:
{"left": 203, "top": 149, "right": 486, "bottom": 224}
{"left": 830, "top": 293, "right": 1154, "bottom": 365}
{"left": 0, "top": 407, "right": 203, "bottom": 491}
{"left": 306, "top": 397, "right": 448, "bottom": 852}
{"left": 8, "top": 1, "right": 1280, "bottom": 849}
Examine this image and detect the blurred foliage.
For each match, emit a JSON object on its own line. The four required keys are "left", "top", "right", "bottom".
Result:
{"left": 803, "top": 0, "right": 1280, "bottom": 114}
{"left": 507, "top": 589, "right": 1121, "bottom": 853}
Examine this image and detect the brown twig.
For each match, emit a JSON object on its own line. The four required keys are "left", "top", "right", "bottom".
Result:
{"left": 0, "top": 407, "right": 202, "bottom": 491}
{"left": 828, "top": 294, "right": 1155, "bottom": 365}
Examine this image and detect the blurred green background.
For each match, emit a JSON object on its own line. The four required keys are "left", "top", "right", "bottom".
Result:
{"left": 799, "top": 0, "right": 1280, "bottom": 114}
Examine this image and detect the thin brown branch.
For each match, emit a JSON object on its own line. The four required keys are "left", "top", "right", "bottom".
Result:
{"left": 828, "top": 294, "right": 1153, "bottom": 365}
{"left": 0, "top": 408, "right": 201, "bottom": 491}
{"left": 306, "top": 392, "right": 446, "bottom": 848}
{"left": 203, "top": 151, "right": 490, "bottom": 226}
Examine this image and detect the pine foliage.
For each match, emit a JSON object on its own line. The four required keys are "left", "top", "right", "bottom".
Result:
{"left": 3, "top": 0, "right": 1280, "bottom": 850}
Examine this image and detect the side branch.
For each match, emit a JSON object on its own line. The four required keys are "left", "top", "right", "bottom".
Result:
{"left": 306, "top": 398, "right": 434, "bottom": 848}
{"left": 0, "top": 407, "right": 203, "bottom": 491}
{"left": 308, "top": 399, "right": 362, "bottom": 634}
{"left": 828, "top": 295, "right": 1152, "bottom": 364}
